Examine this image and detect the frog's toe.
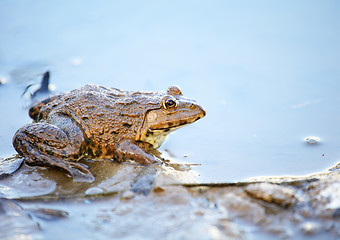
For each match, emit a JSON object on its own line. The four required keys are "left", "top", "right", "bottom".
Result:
{"left": 67, "top": 162, "right": 95, "bottom": 183}
{"left": 23, "top": 150, "right": 94, "bottom": 183}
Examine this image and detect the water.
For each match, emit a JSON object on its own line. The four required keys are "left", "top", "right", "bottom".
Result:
{"left": 1, "top": 0, "right": 340, "bottom": 183}
{"left": 1, "top": 2, "right": 340, "bottom": 239}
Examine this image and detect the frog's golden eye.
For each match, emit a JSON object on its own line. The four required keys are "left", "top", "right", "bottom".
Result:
{"left": 162, "top": 96, "right": 178, "bottom": 110}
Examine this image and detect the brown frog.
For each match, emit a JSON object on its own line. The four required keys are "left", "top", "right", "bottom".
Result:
{"left": 13, "top": 84, "right": 206, "bottom": 181}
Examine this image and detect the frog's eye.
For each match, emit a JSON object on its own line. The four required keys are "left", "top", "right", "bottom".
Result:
{"left": 162, "top": 96, "right": 178, "bottom": 110}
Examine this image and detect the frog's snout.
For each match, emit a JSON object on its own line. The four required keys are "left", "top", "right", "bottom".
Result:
{"left": 199, "top": 105, "right": 206, "bottom": 118}
{"left": 191, "top": 103, "right": 206, "bottom": 121}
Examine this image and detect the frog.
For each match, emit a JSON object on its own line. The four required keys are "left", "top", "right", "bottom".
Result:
{"left": 13, "top": 84, "right": 206, "bottom": 181}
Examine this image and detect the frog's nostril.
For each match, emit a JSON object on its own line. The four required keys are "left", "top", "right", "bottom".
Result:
{"left": 189, "top": 103, "right": 196, "bottom": 109}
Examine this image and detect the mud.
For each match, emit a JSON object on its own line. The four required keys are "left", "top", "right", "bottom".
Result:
{"left": 1, "top": 156, "right": 340, "bottom": 239}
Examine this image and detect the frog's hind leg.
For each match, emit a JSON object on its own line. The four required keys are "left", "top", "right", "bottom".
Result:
{"left": 13, "top": 120, "right": 94, "bottom": 182}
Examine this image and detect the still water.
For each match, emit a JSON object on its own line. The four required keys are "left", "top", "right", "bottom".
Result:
{"left": 1, "top": 0, "right": 340, "bottom": 182}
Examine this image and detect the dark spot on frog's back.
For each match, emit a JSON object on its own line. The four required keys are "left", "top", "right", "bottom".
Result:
{"left": 84, "top": 92, "right": 95, "bottom": 99}
{"left": 85, "top": 105, "right": 95, "bottom": 111}
{"left": 123, "top": 123, "right": 132, "bottom": 128}
{"left": 45, "top": 148, "right": 55, "bottom": 155}
{"left": 105, "top": 104, "right": 113, "bottom": 110}
{"left": 110, "top": 129, "right": 118, "bottom": 135}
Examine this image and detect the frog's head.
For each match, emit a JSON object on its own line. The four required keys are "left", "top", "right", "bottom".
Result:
{"left": 136, "top": 86, "right": 206, "bottom": 149}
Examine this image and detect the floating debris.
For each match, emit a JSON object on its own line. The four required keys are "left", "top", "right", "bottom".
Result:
{"left": 37, "top": 71, "right": 50, "bottom": 92}
{"left": 31, "top": 71, "right": 53, "bottom": 98}
{"left": 21, "top": 71, "right": 56, "bottom": 99}
{"left": 0, "top": 77, "right": 6, "bottom": 85}
{"left": 304, "top": 136, "right": 320, "bottom": 145}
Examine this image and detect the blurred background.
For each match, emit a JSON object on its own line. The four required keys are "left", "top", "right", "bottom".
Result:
{"left": 1, "top": 0, "right": 340, "bottom": 182}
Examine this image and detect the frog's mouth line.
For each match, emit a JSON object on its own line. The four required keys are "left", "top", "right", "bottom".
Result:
{"left": 149, "top": 115, "right": 203, "bottom": 132}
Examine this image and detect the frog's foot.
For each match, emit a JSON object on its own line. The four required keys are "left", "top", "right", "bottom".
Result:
{"left": 24, "top": 149, "right": 94, "bottom": 183}
{"left": 115, "top": 139, "right": 162, "bottom": 165}
{"left": 68, "top": 162, "right": 95, "bottom": 182}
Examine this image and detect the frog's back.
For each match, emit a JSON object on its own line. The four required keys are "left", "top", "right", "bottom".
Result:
{"left": 61, "top": 84, "right": 144, "bottom": 138}
{"left": 36, "top": 84, "right": 163, "bottom": 157}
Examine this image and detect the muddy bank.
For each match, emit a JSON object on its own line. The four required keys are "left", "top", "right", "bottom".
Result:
{"left": 1, "top": 157, "right": 339, "bottom": 239}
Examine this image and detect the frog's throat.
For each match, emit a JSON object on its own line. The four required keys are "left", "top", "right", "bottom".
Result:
{"left": 134, "top": 109, "right": 173, "bottom": 143}
{"left": 135, "top": 108, "right": 158, "bottom": 142}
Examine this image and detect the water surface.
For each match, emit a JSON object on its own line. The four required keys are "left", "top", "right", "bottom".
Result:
{"left": 1, "top": 0, "right": 340, "bottom": 182}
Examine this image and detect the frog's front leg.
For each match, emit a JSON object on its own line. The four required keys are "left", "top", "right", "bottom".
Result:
{"left": 12, "top": 115, "right": 94, "bottom": 182}
{"left": 115, "top": 139, "right": 161, "bottom": 165}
